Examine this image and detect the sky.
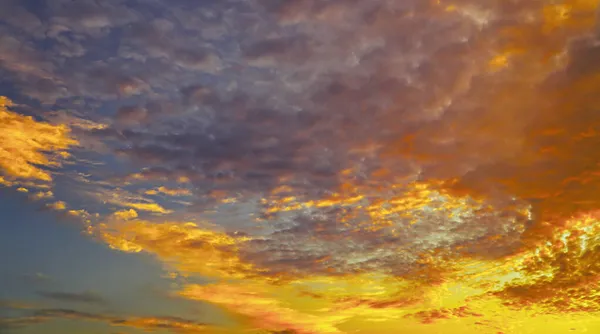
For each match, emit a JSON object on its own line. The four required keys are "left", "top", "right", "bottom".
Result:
{"left": 1, "top": 0, "right": 600, "bottom": 333}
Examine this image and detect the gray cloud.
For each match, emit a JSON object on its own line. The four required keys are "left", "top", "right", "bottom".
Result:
{"left": 37, "top": 291, "right": 106, "bottom": 305}
{"left": 1, "top": 306, "right": 211, "bottom": 333}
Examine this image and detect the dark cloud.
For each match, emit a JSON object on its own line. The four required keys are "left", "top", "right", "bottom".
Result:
{"left": 0, "top": 315, "right": 47, "bottom": 330}
{"left": 37, "top": 291, "right": 106, "bottom": 305}
{"left": 33, "top": 308, "right": 111, "bottom": 321}
{"left": 243, "top": 35, "right": 312, "bottom": 66}
{"left": 1, "top": 307, "right": 211, "bottom": 333}
{"left": 115, "top": 105, "right": 148, "bottom": 125}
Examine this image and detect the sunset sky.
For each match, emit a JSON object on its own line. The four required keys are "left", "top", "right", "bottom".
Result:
{"left": 2, "top": 1, "right": 600, "bottom": 333}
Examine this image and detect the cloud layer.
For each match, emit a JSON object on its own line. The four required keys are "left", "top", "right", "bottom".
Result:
{"left": 2, "top": 0, "right": 600, "bottom": 333}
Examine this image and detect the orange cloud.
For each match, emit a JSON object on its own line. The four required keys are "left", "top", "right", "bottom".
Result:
{"left": 376, "top": 0, "right": 600, "bottom": 239}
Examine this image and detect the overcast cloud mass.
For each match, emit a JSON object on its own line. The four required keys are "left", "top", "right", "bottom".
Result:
{"left": 2, "top": 0, "right": 600, "bottom": 333}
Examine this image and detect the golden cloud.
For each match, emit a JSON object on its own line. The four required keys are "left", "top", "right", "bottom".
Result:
{"left": 180, "top": 283, "right": 346, "bottom": 334}
{"left": 495, "top": 211, "right": 600, "bottom": 313}
{"left": 111, "top": 209, "right": 139, "bottom": 220}
{"left": 0, "top": 96, "right": 78, "bottom": 182}
{"left": 90, "top": 210, "right": 600, "bottom": 333}
{"left": 48, "top": 201, "right": 67, "bottom": 211}
{"left": 95, "top": 219, "right": 256, "bottom": 278}
{"left": 30, "top": 190, "right": 53, "bottom": 200}
{"left": 145, "top": 186, "right": 192, "bottom": 197}
{"left": 120, "top": 201, "right": 172, "bottom": 214}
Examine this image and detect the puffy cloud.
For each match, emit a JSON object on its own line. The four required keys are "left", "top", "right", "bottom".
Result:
{"left": 112, "top": 209, "right": 139, "bottom": 220}
{"left": 493, "top": 211, "right": 600, "bottom": 313}
{"left": 47, "top": 201, "right": 67, "bottom": 211}
{"left": 30, "top": 190, "right": 53, "bottom": 200}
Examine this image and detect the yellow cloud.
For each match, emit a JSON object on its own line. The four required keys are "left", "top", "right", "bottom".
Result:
{"left": 0, "top": 176, "right": 14, "bottom": 187}
{"left": 95, "top": 219, "right": 255, "bottom": 278}
{"left": 30, "top": 191, "right": 53, "bottom": 200}
{"left": 493, "top": 211, "right": 600, "bottom": 313}
{"left": 92, "top": 210, "right": 600, "bottom": 333}
{"left": 0, "top": 96, "right": 78, "bottom": 182}
{"left": 145, "top": 186, "right": 192, "bottom": 197}
{"left": 112, "top": 209, "right": 139, "bottom": 220}
{"left": 121, "top": 202, "right": 172, "bottom": 214}
{"left": 67, "top": 209, "right": 91, "bottom": 218}
{"left": 48, "top": 201, "right": 67, "bottom": 211}
{"left": 180, "top": 283, "right": 346, "bottom": 334}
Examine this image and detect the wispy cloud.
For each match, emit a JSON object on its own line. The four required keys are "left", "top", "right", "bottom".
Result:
{"left": 37, "top": 291, "right": 106, "bottom": 305}
{"left": 1, "top": 307, "right": 212, "bottom": 333}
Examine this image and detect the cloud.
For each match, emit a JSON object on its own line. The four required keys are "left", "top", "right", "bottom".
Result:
{"left": 376, "top": 1, "right": 600, "bottom": 227}
{"left": 114, "top": 106, "right": 148, "bottom": 125}
{"left": 111, "top": 209, "right": 138, "bottom": 220}
{"left": 145, "top": 186, "right": 192, "bottom": 197}
{"left": 120, "top": 202, "right": 171, "bottom": 214}
{"left": 492, "top": 211, "right": 600, "bottom": 313}
{"left": 243, "top": 35, "right": 312, "bottom": 67}
{"left": 47, "top": 201, "right": 67, "bottom": 211}
{"left": 94, "top": 219, "right": 255, "bottom": 278}
{"left": 30, "top": 191, "right": 54, "bottom": 200}
{"left": 406, "top": 306, "right": 482, "bottom": 324}
{"left": 0, "top": 97, "right": 78, "bottom": 183}
{"left": 112, "top": 315, "right": 210, "bottom": 333}
{"left": 83, "top": 186, "right": 174, "bottom": 214}
{"left": 2, "top": 0, "right": 600, "bottom": 333}
{"left": 180, "top": 283, "right": 345, "bottom": 334}
{"left": 0, "top": 300, "right": 36, "bottom": 310}
{"left": 0, "top": 315, "right": 47, "bottom": 329}
{"left": 37, "top": 291, "right": 106, "bottom": 305}
{"left": 1, "top": 307, "right": 211, "bottom": 333}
